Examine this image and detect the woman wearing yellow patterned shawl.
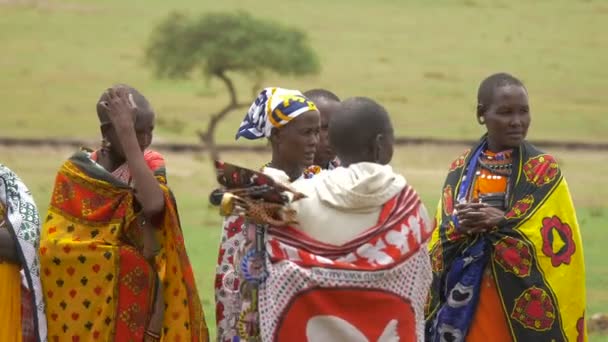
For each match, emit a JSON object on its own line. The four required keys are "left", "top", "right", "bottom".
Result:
{"left": 40, "top": 85, "right": 208, "bottom": 341}
{"left": 426, "top": 73, "right": 586, "bottom": 341}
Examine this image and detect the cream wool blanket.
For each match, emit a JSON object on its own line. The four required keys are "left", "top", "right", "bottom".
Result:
{"left": 290, "top": 162, "right": 407, "bottom": 245}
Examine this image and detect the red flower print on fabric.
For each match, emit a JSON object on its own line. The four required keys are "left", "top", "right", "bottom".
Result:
{"left": 511, "top": 286, "right": 556, "bottom": 331}
{"left": 523, "top": 155, "right": 559, "bottom": 187}
{"left": 494, "top": 236, "right": 533, "bottom": 277}
{"left": 540, "top": 216, "right": 576, "bottom": 267}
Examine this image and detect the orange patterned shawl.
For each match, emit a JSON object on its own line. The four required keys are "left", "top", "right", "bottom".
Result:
{"left": 40, "top": 149, "right": 208, "bottom": 341}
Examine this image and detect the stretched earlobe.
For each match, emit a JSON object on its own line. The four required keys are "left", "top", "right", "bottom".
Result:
{"left": 476, "top": 104, "right": 486, "bottom": 125}
{"left": 101, "top": 137, "right": 111, "bottom": 153}
{"left": 374, "top": 134, "right": 383, "bottom": 163}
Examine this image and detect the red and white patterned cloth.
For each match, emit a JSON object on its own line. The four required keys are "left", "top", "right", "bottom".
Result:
{"left": 215, "top": 215, "right": 249, "bottom": 340}
{"left": 214, "top": 166, "right": 321, "bottom": 341}
{"left": 21, "top": 286, "right": 36, "bottom": 342}
{"left": 260, "top": 185, "right": 433, "bottom": 341}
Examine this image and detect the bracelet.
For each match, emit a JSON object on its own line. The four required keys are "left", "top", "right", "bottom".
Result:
{"left": 145, "top": 330, "right": 161, "bottom": 342}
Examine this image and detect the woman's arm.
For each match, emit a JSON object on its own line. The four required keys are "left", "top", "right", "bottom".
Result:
{"left": 144, "top": 280, "right": 164, "bottom": 342}
{"left": 101, "top": 88, "right": 165, "bottom": 223}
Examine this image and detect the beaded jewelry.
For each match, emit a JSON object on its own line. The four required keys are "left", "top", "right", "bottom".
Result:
{"left": 478, "top": 150, "right": 513, "bottom": 176}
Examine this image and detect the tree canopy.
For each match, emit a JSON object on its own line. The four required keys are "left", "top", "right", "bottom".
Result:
{"left": 145, "top": 11, "right": 320, "bottom": 80}
{"left": 144, "top": 10, "right": 321, "bottom": 161}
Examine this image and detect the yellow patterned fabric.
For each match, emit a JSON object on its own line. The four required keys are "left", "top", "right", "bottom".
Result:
{"left": 427, "top": 140, "right": 586, "bottom": 341}
{"left": 513, "top": 178, "right": 585, "bottom": 339}
{"left": 40, "top": 150, "right": 208, "bottom": 341}
{"left": 0, "top": 262, "right": 22, "bottom": 341}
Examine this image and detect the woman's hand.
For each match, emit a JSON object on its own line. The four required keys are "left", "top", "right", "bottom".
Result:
{"left": 455, "top": 202, "right": 504, "bottom": 234}
{"left": 145, "top": 280, "right": 164, "bottom": 341}
{"left": 99, "top": 87, "right": 137, "bottom": 132}
{"left": 99, "top": 86, "right": 166, "bottom": 223}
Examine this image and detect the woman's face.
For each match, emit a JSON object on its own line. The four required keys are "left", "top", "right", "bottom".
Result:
{"left": 481, "top": 85, "right": 531, "bottom": 151}
{"left": 273, "top": 110, "right": 320, "bottom": 169}
{"left": 314, "top": 100, "right": 341, "bottom": 167}
{"left": 102, "top": 111, "right": 155, "bottom": 159}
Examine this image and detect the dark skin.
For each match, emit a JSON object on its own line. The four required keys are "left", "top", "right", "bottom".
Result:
{"left": 312, "top": 100, "right": 341, "bottom": 167}
{"left": 98, "top": 87, "right": 164, "bottom": 221}
{"left": 457, "top": 84, "right": 531, "bottom": 233}
{"left": 0, "top": 224, "right": 19, "bottom": 264}
{"left": 339, "top": 130, "right": 395, "bottom": 168}
{"left": 268, "top": 110, "right": 320, "bottom": 181}
{"left": 98, "top": 86, "right": 165, "bottom": 335}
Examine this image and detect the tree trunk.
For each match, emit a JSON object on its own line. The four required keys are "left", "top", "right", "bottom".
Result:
{"left": 198, "top": 71, "right": 248, "bottom": 163}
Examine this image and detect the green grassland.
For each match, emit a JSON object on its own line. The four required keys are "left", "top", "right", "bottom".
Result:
{"left": 1, "top": 0, "right": 608, "bottom": 144}
{"left": 2, "top": 145, "right": 606, "bottom": 339}
{"left": 1, "top": 0, "right": 607, "bottom": 339}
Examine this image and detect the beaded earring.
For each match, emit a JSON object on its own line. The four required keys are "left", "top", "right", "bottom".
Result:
{"left": 101, "top": 138, "right": 111, "bottom": 154}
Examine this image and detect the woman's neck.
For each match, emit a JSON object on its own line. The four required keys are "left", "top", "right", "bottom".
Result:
{"left": 267, "top": 159, "right": 302, "bottom": 182}
{"left": 97, "top": 150, "right": 126, "bottom": 173}
{"left": 486, "top": 140, "right": 513, "bottom": 154}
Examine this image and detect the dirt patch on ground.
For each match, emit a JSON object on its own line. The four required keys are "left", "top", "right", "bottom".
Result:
{"left": 589, "top": 313, "right": 608, "bottom": 335}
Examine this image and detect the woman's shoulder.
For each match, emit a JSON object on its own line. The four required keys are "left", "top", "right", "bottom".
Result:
{"left": 0, "top": 163, "right": 15, "bottom": 178}
{"left": 447, "top": 148, "right": 471, "bottom": 172}
{"left": 0, "top": 164, "right": 27, "bottom": 188}
{"left": 519, "top": 143, "right": 562, "bottom": 181}
{"left": 261, "top": 166, "right": 292, "bottom": 185}
{"left": 520, "top": 141, "right": 559, "bottom": 166}
{"left": 144, "top": 149, "right": 166, "bottom": 171}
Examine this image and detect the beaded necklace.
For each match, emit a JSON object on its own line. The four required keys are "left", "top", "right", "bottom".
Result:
{"left": 469, "top": 149, "right": 514, "bottom": 209}
{"left": 478, "top": 150, "right": 513, "bottom": 176}
{"left": 262, "top": 163, "right": 320, "bottom": 180}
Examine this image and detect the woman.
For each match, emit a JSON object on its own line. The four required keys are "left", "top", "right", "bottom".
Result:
{"left": 266, "top": 97, "right": 433, "bottom": 341}
{"left": 426, "top": 73, "right": 586, "bottom": 341}
{"left": 215, "top": 87, "right": 320, "bottom": 341}
{"left": 303, "top": 88, "right": 342, "bottom": 170}
{"left": 40, "top": 85, "right": 208, "bottom": 341}
{"left": 0, "top": 165, "right": 47, "bottom": 342}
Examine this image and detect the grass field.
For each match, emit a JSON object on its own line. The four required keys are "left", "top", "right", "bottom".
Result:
{"left": 2, "top": 144, "right": 606, "bottom": 340}
{"left": 2, "top": 0, "right": 607, "bottom": 339}
{"left": 1, "top": 0, "right": 608, "bottom": 144}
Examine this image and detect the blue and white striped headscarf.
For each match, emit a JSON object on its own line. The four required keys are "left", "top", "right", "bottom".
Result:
{"left": 235, "top": 87, "right": 318, "bottom": 140}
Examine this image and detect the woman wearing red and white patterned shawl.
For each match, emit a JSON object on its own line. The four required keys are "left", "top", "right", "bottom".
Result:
{"left": 260, "top": 97, "right": 433, "bottom": 341}
{"left": 215, "top": 87, "right": 322, "bottom": 341}
{"left": 0, "top": 164, "right": 47, "bottom": 342}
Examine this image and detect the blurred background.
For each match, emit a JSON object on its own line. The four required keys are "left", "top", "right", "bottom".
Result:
{"left": 1, "top": 0, "right": 607, "bottom": 339}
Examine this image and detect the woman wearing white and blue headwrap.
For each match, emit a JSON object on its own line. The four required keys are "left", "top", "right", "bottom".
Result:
{"left": 216, "top": 87, "right": 321, "bottom": 341}
{"left": 235, "top": 87, "right": 321, "bottom": 182}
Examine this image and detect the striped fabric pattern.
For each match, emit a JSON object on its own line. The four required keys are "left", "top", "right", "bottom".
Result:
{"left": 236, "top": 87, "right": 318, "bottom": 140}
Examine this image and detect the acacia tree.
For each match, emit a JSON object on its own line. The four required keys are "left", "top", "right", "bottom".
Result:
{"left": 145, "top": 11, "right": 320, "bottom": 161}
